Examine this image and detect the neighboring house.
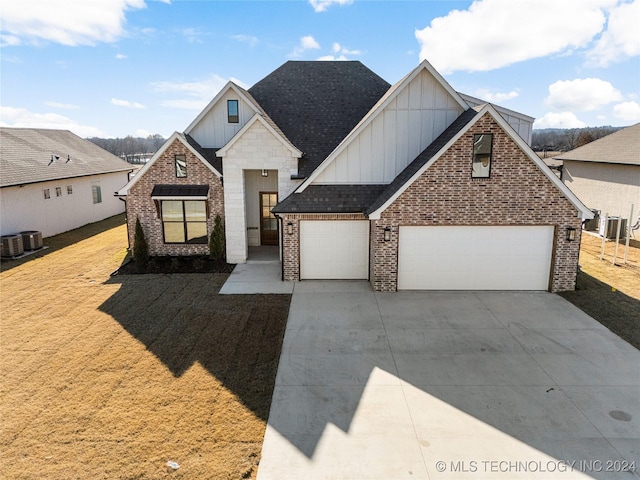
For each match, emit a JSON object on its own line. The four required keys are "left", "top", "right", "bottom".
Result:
{"left": 117, "top": 60, "right": 591, "bottom": 292}
{"left": 556, "top": 123, "right": 640, "bottom": 226}
{"left": 0, "top": 128, "right": 132, "bottom": 238}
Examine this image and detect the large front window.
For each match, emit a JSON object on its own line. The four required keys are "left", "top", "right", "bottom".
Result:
{"left": 161, "top": 200, "right": 207, "bottom": 244}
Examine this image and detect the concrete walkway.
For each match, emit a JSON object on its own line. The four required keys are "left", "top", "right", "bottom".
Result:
{"left": 257, "top": 283, "right": 640, "bottom": 480}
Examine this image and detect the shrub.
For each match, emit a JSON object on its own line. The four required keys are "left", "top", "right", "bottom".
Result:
{"left": 133, "top": 217, "right": 149, "bottom": 268}
{"left": 210, "top": 215, "right": 225, "bottom": 261}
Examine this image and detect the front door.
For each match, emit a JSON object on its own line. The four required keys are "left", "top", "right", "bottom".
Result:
{"left": 260, "top": 192, "right": 278, "bottom": 245}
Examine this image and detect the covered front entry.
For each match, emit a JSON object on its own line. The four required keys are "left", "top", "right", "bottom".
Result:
{"left": 397, "top": 225, "right": 554, "bottom": 290}
{"left": 300, "top": 220, "right": 369, "bottom": 280}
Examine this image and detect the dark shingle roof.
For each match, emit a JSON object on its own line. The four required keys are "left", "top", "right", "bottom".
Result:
{"left": 151, "top": 184, "right": 209, "bottom": 197}
{"left": 248, "top": 61, "right": 390, "bottom": 178}
{"left": 272, "top": 184, "right": 387, "bottom": 214}
{"left": 555, "top": 123, "right": 640, "bottom": 165}
{"left": 181, "top": 133, "right": 222, "bottom": 174}
{"left": 366, "top": 108, "right": 478, "bottom": 215}
{"left": 0, "top": 127, "right": 132, "bottom": 188}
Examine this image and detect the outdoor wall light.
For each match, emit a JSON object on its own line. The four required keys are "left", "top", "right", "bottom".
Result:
{"left": 261, "top": 169, "right": 268, "bottom": 177}
{"left": 383, "top": 227, "right": 391, "bottom": 242}
{"left": 287, "top": 222, "right": 293, "bottom": 235}
{"left": 566, "top": 227, "right": 576, "bottom": 242}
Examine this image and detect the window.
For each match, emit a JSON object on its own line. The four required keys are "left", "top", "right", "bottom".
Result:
{"left": 175, "top": 154, "right": 187, "bottom": 178}
{"left": 227, "top": 99, "right": 239, "bottom": 123}
{"left": 56, "top": 186, "right": 62, "bottom": 197}
{"left": 472, "top": 133, "right": 492, "bottom": 178}
{"left": 92, "top": 182, "right": 102, "bottom": 204}
{"left": 44, "top": 188, "right": 50, "bottom": 200}
{"left": 67, "top": 185, "right": 73, "bottom": 195}
{"left": 161, "top": 200, "right": 207, "bottom": 244}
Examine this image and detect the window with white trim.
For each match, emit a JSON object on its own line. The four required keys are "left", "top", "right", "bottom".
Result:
{"left": 92, "top": 182, "right": 102, "bottom": 204}
{"left": 175, "top": 154, "right": 187, "bottom": 178}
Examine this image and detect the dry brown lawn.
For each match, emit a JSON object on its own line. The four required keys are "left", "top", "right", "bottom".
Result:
{"left": 1, "top": 214, "right": 290, "bottom": 479}
{"left": 560, "top": 232, "right": 640, "bottom": 350}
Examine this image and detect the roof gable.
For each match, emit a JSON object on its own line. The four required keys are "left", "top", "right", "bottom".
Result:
{"left": 215, "top": 114, "right": 302, "bottom": 158}
{"left": 298, "top": 59, "right": 469, "bottom": 190}
{"left": 555, "top": 123, "right": 640, "bottom": 165}
{"left": 0, "top": 127, "right": 132, "bottom": 188}
{"left": 248, "top": 61, "right": 391, "bottom": 178}
{"left": 368, "top": 105, "right": 593, "bottom": 220}
{"left": 116, "top": 132, "right": 221, "bottom": 196}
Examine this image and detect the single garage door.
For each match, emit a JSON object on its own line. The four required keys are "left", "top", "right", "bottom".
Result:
{"left": 300, "top": 220, "right": 369, "bottom": 280}
{"left": 397, "top": 225, "right": 554, "bottom": 290}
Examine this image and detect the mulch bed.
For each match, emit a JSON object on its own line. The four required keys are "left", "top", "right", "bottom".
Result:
{"left": 115, "top": 255, "right": 236, "bottom": 275}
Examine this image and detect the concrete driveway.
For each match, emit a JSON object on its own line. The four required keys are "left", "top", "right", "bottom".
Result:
{"left": 257, "top": 283, "right": 639, "bottom": 480}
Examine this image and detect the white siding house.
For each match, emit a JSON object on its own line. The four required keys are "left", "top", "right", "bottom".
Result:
{"left": 0, "top": 128, "right": 132, "bottom": 238}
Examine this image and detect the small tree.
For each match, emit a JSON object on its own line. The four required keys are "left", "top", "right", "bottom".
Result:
{"left": 209, "top": 215, "right": 225, "bottom": 261}
{"left": 133, "top": 217, "right": 149, "bottom": 268}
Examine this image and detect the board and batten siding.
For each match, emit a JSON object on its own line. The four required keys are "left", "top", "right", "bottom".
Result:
{"left": 188, "top": 90, "right": 255, "bottom": 148}
{"left": 313, "top": 69, "right": 463, "bottom": 184}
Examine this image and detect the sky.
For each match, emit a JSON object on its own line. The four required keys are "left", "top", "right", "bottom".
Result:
{"left": 1, "top": 0, "right": 639, "bottom": 139}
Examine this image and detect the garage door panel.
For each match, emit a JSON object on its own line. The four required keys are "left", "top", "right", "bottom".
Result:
{"left": 398, "top": 226, "right": 553, "bottom": 290}
{"left": 300, "top": 221, "right": 369, "bottom": 280}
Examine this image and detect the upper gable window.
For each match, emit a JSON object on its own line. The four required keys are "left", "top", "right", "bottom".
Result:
{"left": 227, "top": 100, "right": 239, "bottom": 123}
{"left": 472, "top": 134, "right": 492, "bottom": 178}
{"left": 175, "top": 154, "right": 187, "bottom": 178}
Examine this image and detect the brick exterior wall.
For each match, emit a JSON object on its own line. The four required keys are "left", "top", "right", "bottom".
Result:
{"left": 371, "top": 113, "right": 582, "bottom": 292}
{"left": 125, "top": 138, "right": 224, "bottom": 256}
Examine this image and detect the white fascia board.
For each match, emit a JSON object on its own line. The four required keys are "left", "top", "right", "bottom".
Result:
{"left": 369, "top": 104, "right": 593, "bottom": 220}
{"left": 114, "top": 132, "right": 221, "bottom": 196}
{"left": 297, "top": 59, "right": 469, "bottom": 193}
{"left": 459, "top": 92, "right": 535, "bottom": 122}
{"left": 215, "top": 113, "right": 302, "bottom": 158}
{"left": 479, "top": 105, "right": 592, "bottom": 219}
{"left": 184, "top": 82, "right": 261, "bottom": 135}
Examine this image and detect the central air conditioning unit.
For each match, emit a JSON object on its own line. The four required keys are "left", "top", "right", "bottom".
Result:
{"left": 599, "top": 216, "right": 627, "bottom": 239}
{"left": 1, "top": 234, "right": 24, "bottom": 257}
{"left": 20, "top": 231, "right": 43, "bottom": 250}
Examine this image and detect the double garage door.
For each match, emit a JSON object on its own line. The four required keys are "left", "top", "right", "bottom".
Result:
{"left": 398, "top": 225, "right": 554, "bottom": 290}
{"left": 299, "top": 221, "right": 554, "bottom": 290}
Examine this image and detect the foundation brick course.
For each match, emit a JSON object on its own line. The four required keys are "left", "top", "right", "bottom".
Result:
{"left": 125, "top": 138, "right": 224, "bottom": 256}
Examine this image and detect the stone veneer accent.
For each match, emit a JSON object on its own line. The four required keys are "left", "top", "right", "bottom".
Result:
{"left": 219, "top": 120, "right": 300, "bottom": 263}
{"left": 371, "top": 113, "right": 582, "bottom": 293}
{"left": 126, "top": 138, "right": 224, "bottom": 256}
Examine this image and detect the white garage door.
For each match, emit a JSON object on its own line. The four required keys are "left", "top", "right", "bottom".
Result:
{"left": 300, "top": 221, "right": 369, "bottom": 280}
{"left": 398, "top": 226, "right": 554, "bottom": 290}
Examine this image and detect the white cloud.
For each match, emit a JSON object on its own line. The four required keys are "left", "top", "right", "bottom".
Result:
{"left": 309, "top": 0, "right": 353, "bottom": 13}
{"left": 474, "top": 89, "right": 519, "bottom": 103}
{"left": 613, "top": 101, "right": 640, "bottom": 122}
{"left": 318, "top": 42, "right": 361, "bottom": 60}
{"left": 415, "top": 0, "right": 616, "bottom": 73}
{"left": 1, "top": 0, "right": 146, "bottom": 46}
{"left": 0, "top": 106, "right": 107, "bottom": 137}
{"left": 45, "top": 101, "right": 79, "bottom": 110}
{"left": 1, "top": 34, "right": 21, "bottom": 47}
{"left": 152, "top": 74, "right": 247, "bottom": 110}
{"left": 290, "top": 35, "right": 321, "bottom": 58}
{"left": 232, "top": 34, "right": 259, "bottom": 47}
{"left": 115, "top": 53, "right": 127, "bottom": 60}
{"left": 111, "top": 98, "right": 145, "bottom": 109}
{"left": 545, "top": 78, "right": 623, "bottom": 112}
{"left": 534, "top": 112, "right": 587, "bottom": 129}
{"left": 135, "top": 128, "right": 151, "bottom": 138}
{"left": 588, "top": 0, "right": 640, "bottom": 67}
